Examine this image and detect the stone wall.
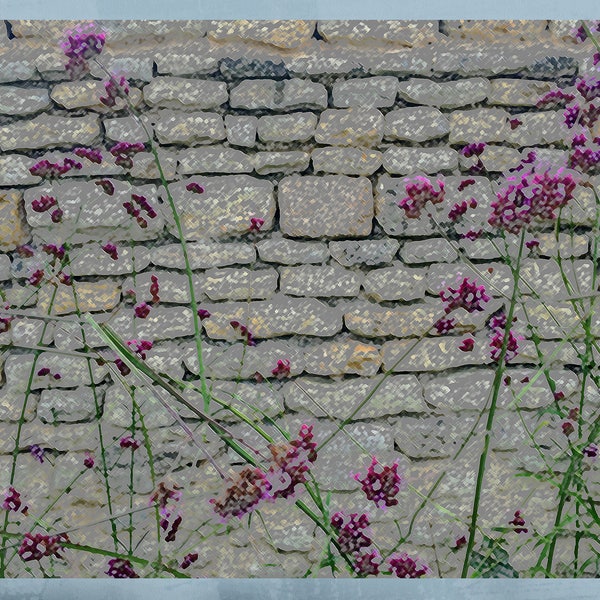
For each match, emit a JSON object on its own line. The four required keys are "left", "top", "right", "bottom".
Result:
{"left": 0, "top": 20, "right": 599, "bottom": 577}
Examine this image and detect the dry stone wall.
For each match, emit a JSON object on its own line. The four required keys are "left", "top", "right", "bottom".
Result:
{"left": 0, "top": 19, "right": 599, "bottom": 577}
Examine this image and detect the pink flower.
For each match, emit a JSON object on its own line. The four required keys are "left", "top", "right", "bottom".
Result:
{"left": 28, "top": 269, "right": 45, "bottom": 286}
{"left": 29, "top": 159, "right": 81, "bottom": 179}
{"left": 0, "top": 316, "right": 13, "bottom": 334}
{"left": 490, "top": 329, "right": 521, "bottom": 363}
{"left": 459, "top": 337, "right": 475, "bottom": 352}
{"left": 330, "top": 512, "right": 372, "bottom": 554}
{"left": 134, "top": 302, "right": 151, "bottom": 319}
{"left": 19, "top": 532, "right": 68, "bottom": 562}
{"left": 457, "top": 178, "right": 476, "bottom": 191}
{"left": 197, "top": 308, "right": 211, "bottom": 320}
{"left": 31, "top": 195, "right": 57, "bottom": 213}
{"left": 114, "top": 358, "right": 131, "bottom": 377}
{"left": 2, "top": 486, "right": 24, "bottom": 512}
{"left": 186, "top": 182, "right": 205, "bottom": 194}
{"left": 95, "top": 179, "right": 115, "bottom": 195}
{"left": 150, "top": 275, "right": 160, "bottom": 303}
{"left": 461, "top": 142, "right": 486, "bottom": 158}
{"left": 37, "top": 367, "right": 50, "bottom": 376}
{"left": 101, "top": 243, "right": 118, "bottom": 260}
{"left": 83, "top": 452, "right": 95, "bottom": 469}
{"left": 525, "top": 239, "right": 540, "bottom": 250}
{"left": 433, "top": 317, "right": 456, "bottom": 335}
{"left": 100, "top": 75, "right": 130, "bottom": 107}
{"left": 271, "top": 359, "right": 291, "bottom": 379}
{"left": 16, "top": 244, "right": 35, "bottom": 257}
{"left": 508, "top": 510, "right": 528, "bottom": 534}
{"left": 583, "top": 443, "right": 598, "bottom": 458}
{"left": 509, "top": 118, "right": 523, "bottom": 130}
{"left": 126, "top": 339, "right": 153, "bottom": 360}
{"left": 131, "top": 193, "right": 157, "bottom": 218}
{"left": 454, "top": 535, "right": 467, "bottom": 549}
{"left": 388, "top": 552, "right": 429, "bottom": 578}
{"left": 42, "top": 244, "right": 65, "bottom": 260}
{"left": 50, "top": 208, "right": 64, "bottom": 223}
{"left": 110, "top": 142, "right": 146, "bottom": 169}
{"left": 536, "top": 89, "right": 576, "bottom": 109}
{"left": 249, "top": 217, "right": 265, "bottom": 232}
{"left": 230, "top": 320, "right": 257, "bottom": 346}
{"left": 397, "top": 176, "right": 445, "bottom": 219}
{"left": 460, "top": 229, "right": 482, "bottom": 240}
{"left": 73, "top": 147, "right": 103, "bottom": 163}
{"left": 180, "top": 552, "right": 199, "bottom": 569}
{"left": 30, "top": 444, "right": 45, "bottom": 463}
{"left": 105, "top": 557, "right": 139, "bottom": 578}
{"left": 354, "top": 457, "right": 402, "bottom": 509}
{"left": 354, "top": 550, "right": 381, "bottom": 576}
{"left": 61, "top": 22, "right": 106, "bottom": 60}
{"left": 119, "top": 436, "right": 141, "bottom": 450}
{"left": 440, "top": 277, "right": 490, "bottom": 314}
{"left": 564, "top": 104, "right": 581, "bottom": 128}
{"left": 562, "top": 421, "right": 575, "bottom": 437}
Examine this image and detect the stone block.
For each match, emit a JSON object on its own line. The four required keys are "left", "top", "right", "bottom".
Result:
{"left": 256, "top": 238, "right": 328, "bottom": 265}
{"left": 207, "top": 20, "right": 314, "bottom": 49}
{"left": 397, "top": 77, "right": 490, "bottom": 108}
{"left": 384, "top": 107, "right": 450, "bottom": 142}
{"left": 0, "top": 190, "right": 29, "bottom": 251}
{"left": 315, "top": 107, "right": 384, "bottom": 147}
{"left": 311, "top": 147, "right": 382, "bottom": 176}
{"left": 257, "top": 113, "right": 317, "bottom": 143}
{"left": 224, "top": 115, "right": 258, "bottom": 148}
{"left": 154, "top": 109, "right": 226, "bottom": 145}
{"left": 279, "top": 265, "right": 363, "bottom": 297}
{"left": 400, "top": 238, "right": 458, "bottom": 263}
{"left": 149, "top": 241, "right": 256, "bottom": 269}
{"left": 329, "top": 238, "right": 399, "bottom": 266}
{"left": 362, "top": 262, "right": 428, "bottom": 301}
{"left": 143, "top": 77, "right": 228, "bottom": 109}
{"left": 332, "top": 76, "right": 398, "bottom": 108}
{"left": 382, "top": 147, "right": 458, "bottom": 174}
{"left": 448, "top": 108, "right": 509, "bottom": 144}
{"left": 0, "top": 86, "right": 51, "bottom": 115}
{"left": 252, "top": 151, "right": 310, "bottom": 175}
{"left": 198, "top": 267, "right": 279, "bottom": 300}
{"left": 176, "top": 146, "right": 253, "bottom": 174}
{"left": 50, "top": 80, "right": 142, "bottom": 111}
{"left": 303, "top": 340, "right": 381, "bottom": 376}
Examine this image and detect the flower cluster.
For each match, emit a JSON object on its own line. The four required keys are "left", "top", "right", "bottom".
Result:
{"left": 230, "top": 320, "right": 257, "bottom": 346}
{"left": 439, "top": 277, "right": 490, "bottom": 315}
{"left": 110, "top": 141, "right": 145, "bottom": 169}
{"left": 2, "top": 486, "right": 28, "bottom": 514}
{"left": 353, "top": 457, "right": 403, "bottom": 509}
{"left": 330, "top": 511, "right": 381, "bottom": 575}
{"left": 508, "top": 510, "right": 528, "bottom": 534}
{"left": 489, "top": 321, "right": 521, "bottom": 364}
{"left": 29, "top": 158, "right": 81, "bottom": 179}
{"left": 150, "top": 275, "right": 160, "bottom": 303}
{"left": 461, "top": 143, "right": 486, "bottom": 173}
{"left": 123, "top": 193, "right": 157, "bottom": 229}
{"left": 249, "top": 217, "right": 265, "bottom": 232}
{"left": 126, "top": 339, "right": 153, "bottom": 359}
{"left": 433, "top": 317, "right": 456, "bottom": 335}
{"left": 19, "top": 532, "right": 69, "bottom": 562}
{"left": 388, "top": 552, "right": 429, "bottom": 578}
{"left": 100, "top": 75, "right": 130, "bottom": 108}
{"left": 536, "top": 90, "right": 576, "bottom": 110}
{"left": 73, "top": 147, "right": 103, "bottom": 164}
{"left": 180, "top": 552, "right": 199, "bottom": 569}
{"left": 119, "top": 435, "right": 141, "bottom": 451}
{"left": 150, "top": 482, "right": 184, "bottom": 543}
{"left": 95, "top": 178, "right": 115, "bottom": 195}
{"left": 448, "top": 198, "right": 477, "bottom": 222}
{"left": 271, "top": 359, "right": 291, "bottom": 379}
{"left": 37, "top": 367, "right": 61, "bottom": 380}
{"left": 61, "top": 22, "right": 106, "bottom": 79}
{"left": 105, "top": 557, "right": 139, "bottom": 578}
{"left": 397, "top": 176, "right": 445, "bottom": 219}
{"left": 101, "top": 242, "right": 118, "bottom": 260}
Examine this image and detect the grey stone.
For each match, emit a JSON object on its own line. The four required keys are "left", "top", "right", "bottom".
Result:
{"left": 311, "top": 146, "right": 382, "bottom": 176}
{"left": 198, "top": 295, "right": 343, "bottom": 341}
{"left": 535, "top": 233, "right": 588, "bottom": 258}
{"left": 332, "top": 76, "right": 398, "bottom": 108}
{"left": 303, "top": 340, "right": 382, "bottom": 376}
{"left": 8, "top": 317, "right": 54, "bottom": 348}
{"left": 252, "top": 151, "right": 310, "bottom": 175}
{"left": 37, "top": 388, "right": 98, "bottom": 423}
{"left": 442, "top": 20, "right": 549, "bottom": 41}
{"left": 224, "top": 115, "right": 258, "bottom": 148}
{"left": 427, "top": 262, "right": 513, "bottom": 298}
{"left": 154, "top": 110, "right": 226, "bottom": 145}
{"left": 257, "top": 113, "right": 317, "bottom": 143}
{"left": 0, "top": 154, "right": 42, "bottom": 186}
{"left": 122, "top": 270, "right": 203, "bottom": 304}
{"left": 384, "top": 107, "right": 450, "bottom": 142}
{"left": 279, "top": 265, "right": 364, "bottom": 297}
{"left": 329, "top": 238, "right": 399, "bottom": 266}
{"left": 229, "top": 79, "right": 277, "bottom": 110}
{"left": 400, "top": 238, "right": 458, "bottom": 263}
{"left": 283, "top": 373, "right": 426, "bottom": 419}
{"left": 149, "top": 241, "right": 256, "bottom": 269}
{"left": 487, "top": 78, "right": 558, "bottom": 106}
{"left": 88, "top": 49, "right": 155, "bottom": 81}
{"left": 153, "top": 40, "right": 220, "bottom": 76}
{"left": 68, "top": 244, "right": 150, "bottom": 276}
{"left": 0, "top": 254, "right": 10, "bottom": 281}
{"left": 50, "top": 80, "right": 143, "bottom": 112}
{"left": 315, "top": 107, "right": 384, "bottom": 147}
{"left": 143, "top": 77, "right": 228, "bottom": 109}
{"left": 128, "top": 149, "right": 178, "bottom": 180}
{"left": 503, "top": 111, "right": 566, "bottom": 146}
{"left": 0, "top": 114, "right": 100, "bottom": 151}
{"left": 52, "top": 318, "right": 107, "bottom": 351}
{"left": 207, "top": 20, "right": 315, "bottom": 49}
{"left": 176, "top": 146, "right": 253, "bottom": 174}
{"left": 285, "top": 46, "right": 364, "bottom": 77}
{"left": 279, "top": 78, "right": 328, "bottom": 109}
{"left": 164, "top": 176, "right": 275, "bottom": 240}
{"left": 460, "top": 145, "right": 521, "bottom": 173}
{"left": 103, "top": 115, "right": 154, "bottom": 144}
{"left": 107, "top": 306, "right": 195, "bottom": 342}
{"left": 16, "top": 421, "right": 101, "bottom": 453}
{"left": 0, "top": 86, "right": 51, "bottom": 115}
{"left": 362, "top": 262, "right": 428, "bottom": 301}
{"left": 361, "top": 47, "right": 433, "bottom": 76}
{"left": 382, "top": 147, "right": 459, "bottom": 174}
{"left": 220, "top": 56, "right": 288, "bottom": 79}
{"left": 279, "top": 175, "right": 373, "bottom": 238}
{"left": 519, "top": 259, "right": 595, "bottom": 301}
{"left": 0, "top": 387, "right": 37, "bottom": 422}
{"left": 448, "top": 108, "right": 509, "bottom": 144}
{"left": 0, "top": 43, "right": 40, "bottom": 83}
{"left": 317, "top": 20, "right": 439, "bottom": 46}
{"left": 198, "top": 267, "right": 278, "bottom": 300}
{"left": 397, "top": 77, "right": 490, "bottom": 109}
{"left": 256, "top": 238, "right": 328, "bottom": 264}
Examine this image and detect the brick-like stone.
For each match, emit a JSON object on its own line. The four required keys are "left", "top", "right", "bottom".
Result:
{"left": 304, "top": 340, "right": 381, "bottom": 376}
{"left": 154, "top": 40, "right": 220, "bottom": 77}
{"left": 317, "top": 21, "right": 439, "bottom": 46}
{"left": 362, "top": 47, "right": 433, "bottom": 76}
{"left": 279, "top": 78, "right": 328, "bottom": 110}
{"left": 122, "top": 271, "right": 202, "bottom": 304}
{"left": 0, "top": 155, "right": 42, "bottom": 186}
{"left": 207, "top": 20, "right": 314, "bottom": 49}
{"left": 362, "top": 262, "right": 427, "bottom": 301}
{"left": 252, "top": 151, "right": 310, "bottom": 175}
{"left": 315, "top": 108, "right": 384, "bottom": 147}
{"left": 460, "top": 145, "right": 521, "bottom": 173}
{"left": 283, "top": 373, "right": 426, "bottom": 419}
{"left": 199, "top": 295, "right": 343, "bottom": 340}
{"left": 0, "top": 255, "right": 11, "bottom": 281}
{"left": 230, "top": 79, "right": 277, "bottom": 110}
{"left": 427, "top": 262, "right": 513, "bottom": 298}
{"left": 0, "top": 190, "right": 29, "bottom": 251}
{"left": 37, "top": 388, "right": 98, "bottom": 424}
{"left": 128, "top": 149, "right": 178, "bottom": 180}
{"left": 535, "top": 233, "right": 589, "bottom": 258}
{"left": 397, "top": 77, "right": 490, "bottom": 109}
{"left": 519, "top": 259, "right": 595, "bottom": 301}
{"left": 448, "top": 108, "right": 509, "bottom": 144}
{"left": 37, "top": 281, "right": 121, "bottom": 315}
{"left": 68, "top": 244, "right": 150, "bottom": 276}
{"left": 0, "top": 44, "right": 39, "bottom": 83}
{"left": 487, "top": 78, "right": 557, "bottom": 106}
{"left": 384, "top": 107, "right": 450, "bottom": 142}
{"left": 0, "top": 86, "right": 51, "bottom": 115}
{"left": 400, "top": 238, "right": 458, "bottom": 263}
{"left": 154, "top": 110, "right": 226, "bottom": 145}
{"left": 279, "top": 175, "right": 373, "bottom": 238}
{"left": 382, "top": 147, "right": 458, "bottom": 174}
{"left": 279, "top": 265, "right": 364, "bottom": 297}
{"left": 329, "top": 238, "right": 399, "bottom": 266}
{"left": 103, "top": 114, "right": 153, "bottom": 143}
{"left": 256, "top": 238, "right": 328, "bottom": 265}
{"left": 149, "top": 241, "right": 256, "bottom": 269}
{"left": 311, "top": 147, "right": 382, "bottom": 176}
{"left": 143, "top": 77, "right": 228, "bottom": 109}
{"left": 107, "top": 306, "right": 195, "bottom": 342}
{"left": 332, "top": 76, "right": 398, "bottom": 108}
{"left": 0, "top": 114, "right": 100, "bottom": 151}
{"left": 199, "top": 267, "right": 278, "bottom": 300}
{"left": 50, "top": 80, "right": 142, "bottom": 111}
{"left": 0, "top": 387, "right": 37, "bottom": 422}
{"left": 176, "top": 146, "right": 253, "bottom": 174}
{"left": 165, "top": 176, "right": 275, "bottom": 240}
{"left": 224, "top": 115, "right": 258, "bottom": 148}
{"left": 443, "top": 20, "right": 549, "bottom": 41}
{"left": 257, "top": 113, "right": 317, "bottom": 143}
{"left": 503, "top": 111, "right": 566, "bottom": 146}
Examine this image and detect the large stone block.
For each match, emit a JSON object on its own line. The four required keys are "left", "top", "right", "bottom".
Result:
{"left": 278, "top": 175, "right": 373, "bottom": 238}
{"left": 316, "top": 21, "right": 439, "bottom": 46}
{"left": 164, "top": 175, "right": 275, "bottom": 240}
{"left": 224, "top": 115, "right": 258, "bottom": 148}
{"left": 257, "top": 113, "right": 317, "bottom": 143}
{"left": 329, "top": 238, "right": 399, "bottom": 266}
{"left": 304, "top": 340, "right": 382, "bottom": 376}
{"left": 279, "top": 265, "right": 364, "bottom": 297}
{"left": 198, "top": 267, "right": 279, "bottom": 300}
{"left": 332, "top": 76, "right": 398, "bottom": 108}
{"left": 50, "top": 80, "right": 142, "bottom": 111}
{"left": 154, "top": 40, "right": 220, "bottom": 77}
{"left": 154, "top": 109, "right": 226, "bottom": 145}
{"left": 487, "top": 78, "right": 557, "bottom": 106}
{"left": 149, "top": 241, "right": 256, "bottom": 269}
{"left": 207, "top": 20, "right": 314, "bottom": 49}
{"left": 37, "top": 281, "right": 121, "bottom": 315}
{"left": 0, "top": 190, "right": 29, "bottom": 251}
{"left": 256, "top": 238, "right": 328, "bottom": 265}
{"left": 448, "top": 108, "right": 509, "bottom": 144}
{"left": 252, "top": 151, "right": 310, "bottom": 175}
{"left": 143, "top": 77, "right": 228, "bottom": 109}
{"left": 68, "top": 244, "right": 150, "bottom": 276}
{"left": 442, "top": 20, "right": 549, "bottom": 41}
{"left": 384, "top": 107, "right": 450, "bottom": 142}
{"left": 0, "top": 114, "right": 100, "bottom": 151}
{"left": 400, "top": 238, "right": 458, "bottom": 263}
{"left": 176, "top": 146, "right": 253, "bottom": 174}
{"left": 382, "top": 147, "right": 458, "bottom": 174}
{"left": 0, "top": 86, "right": 51, "bottom": 115}
{"left": 311, "top": 147, "right": 382, "bottom": 176}
{"left": 314, "top": 108, "right": 384, "bottom": 147}
{"left": 37, "top": 388, "right": 98, "bottom": 424}
{"left": 362, "top": 262, "right": 428, "bottom": 301}
{"left": 503, "top": 111, "right": 566, "bottom": 146}
{"left": 397, "top": 77, "right": 490, "bottom": 108}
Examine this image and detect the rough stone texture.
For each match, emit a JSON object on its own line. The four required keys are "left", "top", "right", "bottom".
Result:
{"left": 384, "top": 107, "right": 450, "bottom": 142}
{"left": 448, "top": 108, "right": 509, "bottom": 144}
{"left": 332, "top": 76, "right": 398, "bottom": 108}
{"left": 0, "top": 86, "right": 51, "bottom": 115}
{"left": 143, "top": 77, "right": 228, "bottom": 109}
{"left": 382, "top": 147, "right": 459, "bottom": 174}
{"left": 278, "top": 175, "right": 373, "bottom": 238}
{"left": 176, "top": 147, "right": 253, "bottom": 174}
{"left": 362, "top": 262, "right": 428, "bottom": 301}
{"left": 317, "top": 21, "right": 440, "bottom": 46}
{"left": 279, "top": 265, "right": 364, "bottom": 297}
{"left": 149, "top": 241, "right": 256, "bottom": 269}
{"left": 503, "top": 111, "right": 566, "bottom": 147}
{"left": 0, "top": 154, "right": 43, "bottom": 186}
{"left": 50, "top": 81, "right": 142, "bottom": 111}
{"left": 257, "top": 113, "right": 317, "bottom": 143}
{"left": 397, "top": 77, "right": 490, "bottom": 108}
{"left": 198, "top": 267, "right": 279, "bottom": 300}
{"left": 487, "top": 78, "right": 557, "bottom": 106}
{"left": 224, "top": 115, "right": 258, "bottom": 147}
{"left": 0, "top": 114, "right": 100, "bottom": 151}
{"left": 400, "top": 238, "right": 459, "bottom": 263}
{"left": 68, "top": 244, "right": 150, "bottom": 276}
{"left": 252, "top": 151, "right": 310, "bottom": 175}
{"left": 0, "top": 190, "right": 30, "bottom": 251}
{"left": 103, "top": 115, "right": 153, "bottom": 144}
{"left": 37, "top": 388, "right": 98, "bottom": 424}
{"left": 256, "top": 238, "right": 328, "bottom": 265}
{"left": 230, "top": 79, "right": 277, "bottom": 110}
{"left": 207, "top": 20, "right": 314, "bottom": 49}
{"left": 314, "top": 108, "right": 384, "bottom": 147}
{"left": 303, "top": 340, "right": 382, "bottom": 376}
{"left": 329, "top": 238, "right": 399, "bottom": 266}
{"left": 311, "top": 147, "right": 383, "bottom": 176}
{"left": 165, "top": 176, "right": 275, "bottom": 239}
{"left": 154, "top": 110, "right": 226, "bottom": 145}
{"left": 443, "top": 20, "right": 549, "bottom": 41}
{"left": 37, "top": 281, "right": 121, "bottom": 315}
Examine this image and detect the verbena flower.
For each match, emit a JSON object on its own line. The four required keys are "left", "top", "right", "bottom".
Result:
{"left": 95, "top": 179, "right": 115, "bottom": 195}
{"left": 562, "top": 421, "right": 575, "bottom": 437}
{"left": 230, "top": 321, "right": 257, "bottom": 346}
{"left": 388, "top": 552, "right": 429, "bottom": 578}
{"left": 197, "top": 308, "right": 211, "bottom": 320}
{"left": 354, "top": 549, "right": 381, "bottom": 576}
{"left": 459, "top": 337, "right": 475, "bottom": 352}
{"left": 100, "top": 75, "right": 130, "bottom": 108}
{"left": 454, "top": 535, "right": 467, "bottom": 549}
{"left": 101, "top": 243, "right": 118, "bottom": 260}
{"left": 583, "top": 443, "right": 598, "bottom": 458}
{"left": 119, "top": 436, "right": 141, "bottom": 450}
{"left": 0, "top": 316, "right": 12, "bottom": 334}
{"left": 29, "top": 158, "right": 81, "bottom": 179}
{"left": 525, "top": 239, "right": 540, "bottom": 250}
{"left": 330, "top": 511, "right": 372, "bottom": 555}
{"left": 73, "top": 147, "right": 103, "bottom": 164}
{"left": 509, "top": 118, "right": 523, "bottom": 130}
{"left": 2, "top": 486, "right": 25, "bottom": 513}
{"left": 19, "top": 532, "right": 68, "bottom": 562}
{"left": 16, "top": 244, "right": 35, "bottom": 257}
{"left": 433, "top": 317, "right": 456, "bottom": 335}
{"left": 114, "top": 358, "right": 131, "bottom": 376}
{"left": 31, "top": 195, "right": 57, "bottom": 213}
{"left": 397, "top": 176, "right": 445, "bottom": 219}
{"left": 490, "top": 328, "right": 521, "bottom": 363}
{"left": 105, "top": 557, "right": 139, "bottom": 578}
{"left": 110, "top": 142, "right": 146, "bottom": 169}
{"left": 249, "top": 217, "right": 265, "bottom": 232}
{"left": 457, "top": 178, "right": 476, "bottom": 191}
{"left": 50, "top": 208, "right": 64, "bottom": 223}
{"left": 150, "top": 275, "right": 160, "bottom": 303}
{"left": 271, "top": 359, "right": 291, "bottom": 379}
{"left": 186, "top": 182, "right": 205, "bottom": 194}
{"left": 353, "top": 457, "right": 402, "bottom": 509}
{"left": 508, "top": 510, "right": 528, "bottom": 533}
{"left": 61, "top": 22, "right": 106, "bottom": 60}
{"left": 83, "top": 452, "right": 95, "bottom": 469}
{"left": 461, "top": 142, "right": 486, "bottom": 158}
{"left": 42, "top": 244, "right": 65, "bottom": 261}
{"left": 568, "top": 147, "right": 600, "bottom": 173}
{"left": 126, "top": 339, "right": 153, "bottom": 359}
{"left": 440, "top": 277, "right": 490, "bottom": 314}
{"left": 460, "top": 229, "right": 482, "bottom": 240}
{"left": 134, "top": 302, "right": 151, "bottom": 319}
{"left": 536, "top": 90, "right": 576, "bottom": 109}
{"left": 131, "top": 194, "right": 157, "bottom": 219}
{"left": 28, "top": 269, "right": 45, "bottom": 286}
{"left": 180, "top": 552, "right": 199, "bottom": 569}
{"left": 30, "top": 444, "right": 45, "bottom": 463}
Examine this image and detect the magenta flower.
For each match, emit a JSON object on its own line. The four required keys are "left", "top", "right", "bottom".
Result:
{"left": 150, "top": 275, "right": 160, "bottom": 303}
{"left": 101, "top": 243, "right": 118, "bottom": 260}
{"left": 576, "top": 77, "right": 600, "bottom": 103}
{"left": 388, "top": 552, "right": 429, "bottom": 578}
{"left": 354, "top": 457, "right": 402, "bottom": 509}
{"left": 110, "top": 142, "right": 146, "bottom": 169}
{"left": 16, "top": 244, "right": 35, "bottom": 257}
{"left": 126, "top": 339, "right": 153, "bottom": 359}
{"left": 131, "top": 193, "right": 157, "bottom": 219}
{"left": 37, "top": 367, "right": 50, "bottom": 376}
{"left": 397, "top": 176, "right": 445, "bottom": 219}
{"left": 95, "top": 179, "right": 115, "bottom": 195}
{"left": 271, "top": 359, "right": 291, "bottom": 379}
{"left": 461, "top": 142, "right": 486, "bottom": 158}
{"left": 509, "top": 118, "right": 523, "bottom": 130}
{"left": 186, "top": 182, "right": 205, "bottom": 194}
{"left": 42, "top": 244, "right": 66, "bottom": 260}
{"left": 525, "top": 239, "right": 540, "bottom": 250}
{"left": 30, "top": 444, "right": 45, "bottom": 463}
{"left": 454, "top": 535, "right": 467, "bottom": 549}
{"left": 134, "top": 302, "right": 151, "bottom": 319}
{"left": 568, "top": 147, "right": 600, "bottom": 173}
{"left": 230, "top": 320, "right": 257, "bottom": 346}
{"left": 58, "top": 272, "right": 72, "bottom": 286}
{"left": 459, "top": 337, "right": 475, "bottom": 352}
{"left": 83, "top": 452, "right": 95, "bottom": 469}
{"left": 50, "top": 208, "right": 64, "bottom": 223}
{"left": 73, "top": 147, "right": 103, "bottom": 163}
{"left": 433, "top": 317, "right": 456, "bottom": 335}
{"left": 197, "top": 308, "right": 211, "bottom": 320}
{"left": 61, "top": 22, "right": 106, "bottom": 60}
{"left": 2, "top": 487, "right": 24, "bottom": 512}
{"left": 330, "top": 511, "right": 372, "bottom": 554}
{"left": 583, "top": 443, "right": 598, "bottom": 458}
{"left": 536, "top": 89, "right": 576, "bottom": 109}
{"left": 461, "top": 228, "right": 482, "bottom": 240}
{"left": 180, "top": 552, "right": 199, "bottom": 569}
{"left": 105, "top": 557, "right": 139, "bottom": 578}
{"left": 100, "top": 75, "right": 130, "bottom": 107}
{"left": 29, "top": 159, "right": 81, "bottom": 179}
{"left": 457, "top": 178, "right": 476, "bottom": 191}
{"left": 490, "top": 328, "right": 521, "bottom": 363}
{"left": 564, "top": 104, "right": 581, "bottom": 128}
{"left": 249, "top": 217, "right": 265, "bottom": 232}
{"left": 440, "top": 277, "right": 490, "bottom": 315}
{"left": 509, "top": 510, "right": 528, "bottom": 534}
{"left": 562, "top": 421, "right": 575, "bottom": 437}
{"left": 354, "top": 550, "right": 381, "bottom": 576}
{"left": 114, "top": 358, "right": 131, "bottom": 376}
{"left": 31, "top": 195, "right": 57, "bottom": 213}
{"left": 19, "top": 532, "right": 68, "bottom": 562}
{"left": 28, "top": 269, "right": 45, "bottom": 286}
{"left": 120, "top": 436, "right": 141, "bottom": 450}
{"left": 0, "top": 316, "right": 12, "bottom": 334}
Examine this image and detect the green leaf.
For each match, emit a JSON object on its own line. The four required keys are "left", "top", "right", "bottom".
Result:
{"left": 469, "top": 536, "right": 519, "bottom": 578}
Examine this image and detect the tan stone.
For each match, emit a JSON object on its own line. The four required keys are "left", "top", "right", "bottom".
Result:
{"left": 0, "top": 189, "right": 29, "bottom": 251}
{"left": 304, "top": 340, "right": 382, "bottom": 376}
{"left": 443, "top": 20, "right": 549, "bottom": 41}
{"left": 207, "top": 20, "right": 314, "bottom": 49}
{"left": 315, "top": 108, "right": 384, "bottom": 147}
{"left": 37, "top": 281, "right": 121, "bottom": 315}
{"left": 50, "top": 80, "right": 142, "bottom": 111}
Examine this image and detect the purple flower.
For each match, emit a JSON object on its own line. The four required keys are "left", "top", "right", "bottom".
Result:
{"left": 354, "top": 550, "right": 381, "bottom": 576}
{"left": 119, "top": 436, "right": 141, "bottom": 450}
{"left": 50, "top": 208, "right": 64, "bottom": 223}
{"left": 0, "top": 316, "right": 12, "bottom": 334}
{"left": 126, "top": 339, "right": 153, "bottom": 360}
{"left": 331, "top": 511, "right": 372, "bottom": 554}
{"left": 388, "top": 552, "right": 429, "bottom": 578}
{"left": 440, "top": 277, "right": 490, "bottom": 315}
{"left": 249, "top": 217, "right": 265, "bottom": 232}
{"left": 197, "top": 308, "right": 211, "bottom": 320}
{"left": 490, "top": 328, "right": 521, "bottom": 363}
{"left": 42, "top": 244, "right": 66, "bottom": 260}
{"left": 525, "top": 239, "right": 540, "bottom": 250}
{"left": 583, "top": 443, "right": 598, "bottom": 458}
{"left": 2, "top": 486, "right": 24, "bottom": 513}
{"left": 461, "top": 142, "right": 486, "bottom": 158}
{"left": 271, "top": 359, "right": 291, "bottom": 379}
{"left": 16, "top": 244, "right": 35, "bottom": 257}
{"left": 397, "top": 176, "right": 445, "bottom": 219}
{"left": 576, "top": 77, "right": 600, "bottom": 103}
{"left": 28, "top": 269, "right": 45, "bottom": 287}
{"left": 459, "top": 337, "right": 475, "bottom": 352}
{"left": 457, "top": 178, "right": 476, "bottom": 191}
{"left": 31, "top": 195, "right": 57, "bottom": 213}
{"left": 186, "top": 182, "right": 205, "bottom": 194}
{"left": 508, "top": 510, "right": 528, "bottom": 534}
{"left": 61, "top": 22, "right": 106, "bottom": 60}
{"left": 110, "top": 142, "right": 146, "bottom": 169}
{"left": 568, "top": 147, "right": 600, "bottom": 173}
{"left": 95, "top": 178, "right": 115, "bottom": 195}
{"left": 131, "top": 193, "right": 157, "bottom": 219}
{"left": 30, "top": 444, "right": 45, "bottom": 463}
{"left": 19, "top": 532, "right": 68, "bottom": 562}
{"left": 180, "top": 552, "right": 199, "bottom": 569}
{"left": 83, "top": 452, "right": 95, "bottom": 469}
{"left": 433, "top": 317, "right": 456, "bottom": 335}
{"left": 354, "top": 457, "right": 402, "bottom": 509}
{"left": 564, "top": 104, "right": 581, "bottom": 128}
{"left": 536, "top": 89, "right": 576, "bottom": 109}
{"left": 100, "top": 75, "right": 130, "bottom": 107}
{"left": 230, "top": 320, "right": 257, "bottom": 346}
{"left": 101, "top": 243, "right": 118, "bottom": 260}
{"left": 29, "top": 159, "right": 80, "bottom": 179}
{"left": 134, "top": 302, "right": 151, "bottom": 319}
{"left": 509, "top": 118, "right": 523, "bottom": 130}
{"left": 105, "top": 557, "right": 139, "bottom": 578}
{"left": 114, "top": 358, "right": 131, "bottom": 376}
{"left": 74, "top": 147, "right": 103, "bottom": 164}
{"left": 461, "top": 229, "right": 482, "bottom": 241}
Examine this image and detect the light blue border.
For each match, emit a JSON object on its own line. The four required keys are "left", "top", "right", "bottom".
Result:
{"left": 0, "top": 0, "right": 598, "bottom": 20}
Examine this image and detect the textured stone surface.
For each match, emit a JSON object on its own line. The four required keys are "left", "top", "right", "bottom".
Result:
{"left": 224, "top": 115, "right": 258, "bottom": 147}
{"left": 207, "top": 20, "right": 314, "bottom": 49}
{"left": 329, "top": 238, "right": 399, "bottom": 266}
{"left": 230, "top": 79, "right": 277, "bottom": 110}
{"left": 103, "top": 115, "right": 153, "bottom": 144}
{"left": 50, "top": 80, "right": 142, "bottom": 111}
{"left": 311, "top": 147, "right": 383, "bottom": 176}
{"left": 256, "top": 238, "right": 328, "bottom": 265}
{"left": 362, "top": 262, "right": 428, "bottom": 301}
{"left": 315, "top": 108, "right": 384, "bottom": 147}
{"left": 199, "top": 267, "right": 279, "bottom": 300}
{"left": 503, "top": 111, "right": 566, "bottom": 146}
{"left": 0, "top": 114, "right": 100, "bottom": 151}
{"left": 68, "top": 244, "right": 150, "bottom": 276}
{"left": 37, "top": 388, "right": 98, "bottom": 424}
{"left": 279, "top": 265, "right": 363, "bottom": 297}
{"left": 317, "top": 20, "right": 439, "bottom": 46}
{"left": 448, "top": 108, "right": 509, "bottom": 144}
{"left": 176, "top": 146, "right": 253, "bottom": 174}
{"left": 37, "top": 281, "right": 121, "bottom": 315}
{"left": 397, "top": 77, "right": 490, "bottom": 108}
{"left": 332, "top": 76, "right": 398, "bottom": 108}
{"left": 0, "top": 190, "right": 29, "bottom": 251}
{"left": 303, "top": 340, "right": 382, "bottom": 376}
{"left": 0, "top": 86, "right": 51, "bottom": 115}
{"left": 165, "top": 176, "right": 275, "bottom": 239}
{"left": 252, "top": 151, "right": 310, "bottom": 175}
{"left": 384, "top": 107, "right": 450, "bottom": 142}
{"left": 278, "top": 175, "right": 373, "bottom": 238}
{"left": 382, "top": 147, "right": 458, "bottom": 174}
{"left": 0, "top": 154, "right": 43, "bottom": 186}
{"left": 143, "top": 77, "right": 228, "bottom": 109}
{"left": 154, "top": 110, "right": 226, "bottom": 145}
{"left": 487, "top": 78, "right": 557, "bottom": 106}
{"left": 257, "top": 113, "right": 317, "bottom": 143}
{"left": 400, "top": 238, "right": 459, "bottom": 263}
{"left": 149, "top": 241, "right": 256, "bottom": 269}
